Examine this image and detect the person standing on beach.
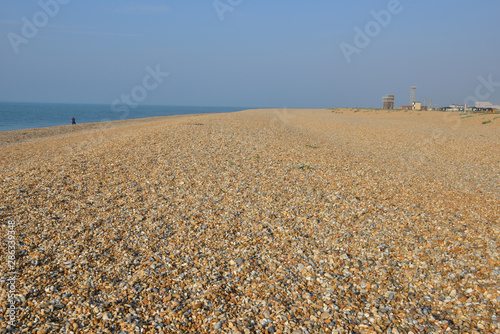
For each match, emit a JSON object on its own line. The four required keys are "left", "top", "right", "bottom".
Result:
{"left": 71, "top": 117, "right": 76, "bottom": 125}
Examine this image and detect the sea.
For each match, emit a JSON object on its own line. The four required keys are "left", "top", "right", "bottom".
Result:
{"left": 0, "top": 102, "right": 249, "bottom": 132}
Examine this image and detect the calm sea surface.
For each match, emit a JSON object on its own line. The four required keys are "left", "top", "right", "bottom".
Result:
{"left": 0, "top": 102, "right": 249, "bottom": 132}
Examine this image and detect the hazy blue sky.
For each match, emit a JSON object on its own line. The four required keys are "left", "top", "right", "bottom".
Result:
{"left": 1, "top": 0, "right": 499, "bottom": 108}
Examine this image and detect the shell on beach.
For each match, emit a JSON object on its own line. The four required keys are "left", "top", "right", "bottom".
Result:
{"left": 0, "top": 108, "right": 499, "bottom": 333}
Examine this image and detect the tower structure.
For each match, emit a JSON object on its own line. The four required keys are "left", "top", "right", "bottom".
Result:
{"left": 382, "top": 94, "right": 395, "bottom": 109}
{"left": 410, "top": 86, "right": 417, "bottom": 106}
{"left": 424, "top": 98, "right": 432, "bottom": 110}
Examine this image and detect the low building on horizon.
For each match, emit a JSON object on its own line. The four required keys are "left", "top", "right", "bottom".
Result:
{"left": 441, "top": 103, "right": 499, "bottom": 112}
{"left": 400, "top": 102, "right": 427, "bottom": 111}
{"left": 475, "top": 101, "right": 500, "bottom": 111}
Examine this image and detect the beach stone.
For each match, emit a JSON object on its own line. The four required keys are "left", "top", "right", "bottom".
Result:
{"left": 1, "top": 108, "right": 499, "bottom": 333}
{"left": 321, "top": 312, "right": 330, "bottom": 320}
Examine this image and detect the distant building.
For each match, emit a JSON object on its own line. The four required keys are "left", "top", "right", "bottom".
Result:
{"left": 472, "top": 107, "right": 496, "bottom": 113}
{"left": 441, "top": 103, "right": 499, "bottom": 112}
{"left": 382, "top": 94, "right": 395, "bottom": 109}
{"left": 443, "top": 104, "right": 464, "bottom": 111}
{"left": 475, "top": 101, "right": 500, "bottom": 111}
{"left": 401, "top": 102, "right": 426, "bottom": 111}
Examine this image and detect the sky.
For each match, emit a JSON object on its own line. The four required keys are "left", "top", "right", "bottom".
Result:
{"left": 1, "top": 0, "right": 500, "bottom": 109}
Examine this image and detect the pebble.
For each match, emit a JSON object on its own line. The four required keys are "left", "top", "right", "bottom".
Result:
{"left": 321, "top": 312, "right": 330, "bottom": 320}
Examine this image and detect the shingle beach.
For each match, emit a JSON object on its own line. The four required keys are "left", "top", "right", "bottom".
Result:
{"left": 1, "top": 108, "right": 499, "bottom": 333}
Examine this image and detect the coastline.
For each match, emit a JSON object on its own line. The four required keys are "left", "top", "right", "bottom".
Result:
{"left": 0, "top": 113, "right": 212, "bottom": 148}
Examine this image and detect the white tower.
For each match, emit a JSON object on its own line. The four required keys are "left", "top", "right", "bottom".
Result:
{"left": 410, "top": 86, "right": 417, "bottom": 106}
